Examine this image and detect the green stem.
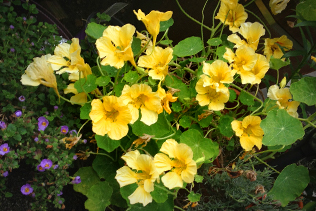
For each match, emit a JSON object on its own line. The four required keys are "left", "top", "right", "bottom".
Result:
{"left": 174, "top": 205, "right": 185, "bottom": 211}
{"left": 77, "top": 120, "right": 89, "bottom": 136}
{"left": 88, "top": 152, "right": 114, "bottom": 161}
{"left": 59, "top": 95, "right": 84, "bottom": 105}
{"left": 79, "top": 71, "right": 92, "bottom": 101}
{"left": 254, "top": 155, "right": 280, "bottom": 174}
{"left": 200, "top": 0, "right": 209, "bottom": 55}
{"left": 154, "top": 184, "right": 177, "bottom": 196}
{"left": 225, "top": 100, "right": 240, "bottom": 110}
{"left": 296, "top": 118, "right": 316, "bottom": 129}
{"left": 308, "top": 112, "right": 316, "bottom": 121}
{"left": 204, "top": 128, "right": 216, "bottom": 138}
{"left": 244, "top": 0, "right": 256, "bottom": 7}
{"left": 169, "top": 62, "right": 196, "bottom": 75}
{"left": 96, "top": 56, "right": 104, "bottom": 76}
{"left": 175, "top": 0, "right": 213, "bottom": 32}
{"left": 152, "top": 132, "right": 176, "bottom": 140}
{"left": 245, "top": 9, "right": 271, "bottom": 38}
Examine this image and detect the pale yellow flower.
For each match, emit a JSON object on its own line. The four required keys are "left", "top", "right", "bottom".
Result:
{"left": 267, "top": 85, "right": 300, "bottom": 118}
{"left": 201, "top": 60, "right": 236, "bottom": 93}
{"left": 154, "top": 139, "right": 197, "bottom": 189}
{"left": 250, "top": 54, "right": 269, "bottom": 84}
{"left": 157, "top": 81, "right": 178, "bottom": 114}
{"left": 69, "top": 93, "right": 87, "bottom": 105}
{"left": 89, "top": 96, "right": 132, "bottom": 140}
{"left": 269, "top": 0, "right": 290, "bottom": 15}
{"left": 134, "top": 9, "right": 173, "bottom": 47}
{"left": 115, "top": 150, "right": 159, "bottom": 206}
{"left": 48, "top": 38, "right": 85, "bottom": 75}
{"left": 215, "top": 2, "right": 248, "bottom": 33}
{"left": 195, "top": 78, "right": 230, "bottom": 111}
{"left": 136, "top": 31, "right": 153, "bottom": 49}
{"left": 264, "top": 35, "right": 293, "bottom": 61}
{"left": 227, "top": 22, "right": 265, "bottom": 50}
{"left": 221, "top": 0, "right": 238, "bottom": 10}
{"left": 21, "top": 54, "right": 59, "bottom": 97}
{"left": 96, "top": 24, "right": 136, "bottom": 69}
{"left": 231, "top": 116, "right": 264, "bottom": 151}
{"left": 120, "top": 84, "right": 162, "bottom": 125}
{"left": 138, "top": 46, "right": 173, "bottom": 80}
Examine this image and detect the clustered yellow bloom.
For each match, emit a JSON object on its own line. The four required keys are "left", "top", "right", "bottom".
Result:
{"left": 264, "top": 35, "right": 293, "bottom": 61}
{"left": 157, "top": 82, "right": 178, "bottom": 114}
{"left": 269, "top": 0, "right": 290, "bottom": 15}
{"left": 231, "top": 116, "right": 264, "bottom": 151}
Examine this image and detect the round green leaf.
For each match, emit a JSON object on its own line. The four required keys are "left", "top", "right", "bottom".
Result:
{"left": 179, "top": 115, "right": 191, "bottom": 128}
{"left": 150, "top": 183, "right": 169, "bottom": 203}
{"left": 160, "top": 18, "right": 174, "bottom": 32}
{"left": 74, "top": 74, "right": 97, "bottom": 93}
{"left": 123, "top": 71, "right": 139, "bottom": 84}
{"left": 180, "top": 129, "right": 219, "bottom": 161}
{"left": 296, "top": 0, "right": 316, "bottom": 21}
{"left": 239, "top": 91, "right": 255, "bottom": 106}
{"left": 85, "top": 181, "right": 113, "bottom": 211}
{"left": 269, "top": 57, "right": 290, "bottom": 71}
{"left": 173, "top": 36, "right": 203, "bottom": 57}
{"left": 73, "top": 167, "right": 100, "bottom": 195}
{"left": 207, "top": 38, "right": 222, "bottom": 46}
{"left": 80, "top": 103, "right": 91, "bottom": 120}
{"left": 95, "top": 134, "right": 120, "bottom": 152}
{"left": 218, "top": 115, "right": 234, "bottom": 137}
{"left": 85, "top": 22, "right": 107, "bottom": 39}
{"left": 269, "top": 164, "right": 309, "bottom": 207}
{"left": 95, "top": 75, "right": 110, "bottom": 86}
{"left": 188, "top": 191, "right": 201, "bottom": 203}
{"left": 290, "top": 77, "right": 316, "bottom": 106}
{"left": 261, "top": 109, "right": 304, "bottom": 146}
{"left": 92, "top": 154, "right": 119, "bottom": 180}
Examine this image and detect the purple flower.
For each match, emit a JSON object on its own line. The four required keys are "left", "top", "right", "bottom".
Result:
{"left": 23, "top": 17, "right": 26, "bottom": 21}
{"left": 38, "top": 116, "right": 49, "bottom": 131}
{"left": 53, "top": 164, "right": 59, "bottom": 169}
{"left": 2, "top": 171, "right": 9, "bottom": 177}
{"left": 10, "top": 48, "right": 15, "bottom": 52}
{"left": 10, "top": 25, "right": 14, "bottom": 29}
{"left": 45, "top": 138, "right": 49, "bottom": 142}
{"left": 19, "top": 95, "right": 25, "bottom": 102}
{"left": 69, "top": 130, "right": 77, "bottom": 136}
{"left": 32, "top": 193, "right": 35, "bottom": 198}
{"left": 37, "top": 164, "right": 45, "bottom": 172}
{"left": 82, "top": 139, "right": 87, "bottom": 144}
{"left": 0, "top": 143, "right": 10, "bottom": 155}
{"left": 57, "top": 191, "right": 63, "bottom": 196}
{"left": 31, "top": 42, "right": 34, "bottom": 46}
{"left": 60, "top": 126, "right": 68, "bottom": 134}
{"left": 40, "top": 159, "right": 53, "bottom": 169}
{"left": 73, "top": 155, "right": 78, "bottom": 160}
{"left": 72, "top": 176, "right": 81, "bottom": 184}
{"left": 21, "top": 184, "right": 33, "bottom": 195}
{"left": 58, "top": 200, "right": 63, "bottom": 204}
{"left": 34, "top": 137, "right": 39, "bottom": 142}
{"left": 54, "top": 106, "right": 58, "bottom": 110}
{"left": 0, "top": 121, "right": 7, "bottom": 130}
{"left": 45, "top": 111, "right": 49, "bottom": 115}
{"left": 15, "top": 110, "right": 22, "bottom": 117}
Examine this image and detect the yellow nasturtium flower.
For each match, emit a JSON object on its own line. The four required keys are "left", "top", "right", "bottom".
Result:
{"left": 21, "top": 54, "right": 59, "bottom": 97}
{"left": 134, "top": 9, "right": 173, "bottom": 47}
{"left": 89, "top": 96, "right": 132, "bottom": 140}
{"left": 96, "top": 24, "right": 136, "bottom": 69}
{"left": 157, "top": 81, "right": 178, "bottom": 114}
{"left": 250, "top": 54, "right": 270, "bottom": 84}
{"left": 138, "top": 46, "right": 173, "bottom": 80}
{"left": 227, "top": 22, "right": 265, "bottom": 50}
{"left": 154, "top": 139, "right": 197, "bottom": 189}
{"left": 269, "top": 0, "right": 290, "bottom": 15}
{"left": 120, "top": 84, "right": 162, "bottom": 125}
{"left": 267, "top": 84, "right": 300, "bottom": 118}
{"left": 195, "top": 79, "right": 230, "bottom": 111}
{"left": 215, "top": 0, "right": 248, "bottom": 33}
{"left": 264, "top": 35, "right": 293, "bottom": 61}
{"left": 115, "top": 150, "right": 159, "bottom": 206}
{"left": 231, "top": 116, "right": 264, "bottom": 151}
{"left": 136, "top": 31, "right": 153, "bottom": 49}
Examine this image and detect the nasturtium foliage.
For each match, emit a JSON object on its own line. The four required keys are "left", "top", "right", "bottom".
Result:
{"left": 207, "top": 38, "right": 222, "bottom": 46}
{"left": 296, "top": 0, "right": 316, "bottom": 21}
{"left": 120, "top": 183, "right": 138, "bottom": 202}
{"left": 269, "top": 57, "right": 291, "bottom": 71}
{"left": 165, "top": 75, "right": 191, "bottom": 101}
{"left": 84, "top": 181, "right": 113, "bottom": 211}
{"left": 92, "top": 154, "right": 119, "bottom": 180}
{"left": 95, "top": 134, "right": 120, "bottom": 152}
{"left": 74, "top": 74, "right": 97, "bottom": 93}
{"left": 132, "top": 37, "right": 141, "bottom": 56}
{"left": 239, "top": 91, "right": 255, "bottom": 106}
{"left": 180, "top": 129, "right": 219, "bottom": 161}
{"left": 269, "top": 164, "right": 309, "bottom": 207}
{"left": 85, "top": 22, "right": 107, "bottom": 40}
{"left": 80, "top": 103, "right": 91, "bottom": 120}
{"left": 179, "top": 115, "right": 192, "bottom": 128}
{"left": 188, "top": 191, "right": 201, "bottom": 203}
{"left": 171, "top": 101, "right": 182, "bottom": 112}
{"left": 194, "top": 175, "right": 204, "bottom": 183}
{"left": 123, "top": 71, "right": 139, "bottom": 84}
{"left": 160, "top": 18, "right": 174, "bottom": 32}
{"left": 218, "top": 115, "right": 234, "bottom": 137}
{"left": 173, "top": 36, "right": 203, "bottom": 57}
{"left": 290, "top": 77, "right": 316, "bottom": 106}
{"left": 150, "top": 183, "right": 169, "bottom": 203}
{"left": 195, "top": 106, "right": 213, "bottom": 128}
{"left": 228, "top": 89, "right": 237, "bottom": 102}
{"left": 261, "top": 109, "right": 304, "bottom": 146}
{"left": 95, "top": 75, "right": 110, "bottom": 87}
{"left": 73, "top": 167, "right": 100, "bottom": 195}
{"left": 215, "top": 46, "right": 228, "bottom": 62}
{"left": 101, "top": 65, "right": 118, "bottom": 77}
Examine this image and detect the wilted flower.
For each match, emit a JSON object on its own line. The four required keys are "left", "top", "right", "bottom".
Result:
{"left": 2, "top": 171, "right": 8, "bottom": 177}
{"left": 269, "top": 0, "right": 290, "bottom": 15}
{"left": 19, "top": 95, "right": 26, "bottom": 102}
{"left": 0, "top": 143, "right": 10, "bottom": 155}
{"left": 38, "top": 116, "right": 49, "bottom": 131}
{"left": 264, "top": 35, "right": 293, "bottom": 61}
{"left": 21, "top": 184, "right": 33, "bottom": 195}
{"left": 60, "top": 125, "right": 69, "bottom": 134}
{"left": 15, "top": 110, "right": 22, "bottom": 117}
{"left": 157, "top": 81, "right": 178, "bottom": 114}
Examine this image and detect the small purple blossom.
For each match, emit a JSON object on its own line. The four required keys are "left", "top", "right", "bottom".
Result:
{"left": 57, "top": 191, "right": 63, "bottom": 196}
{"left": 54, "top": 106, "right": 58, "bottom": 110}
{"left": 31, "top": 42, "right": 34, "bottom": 46}
{"left": 15, "top": 110, "right": 22, "bottom": 117}
{"left": 10, "top": 25, "right": 14, "bottom": 29}
{"left": 21, "top": 184, "right": 33, "bottom": 195}
{"left": 60, "top": 126, "right": 68, "bottom": 134}
{"left": 82, "top": 139, "right": 87, "bottom": 144}
{"left": 73, "top": 155, "right": 78, "bottom": 160}
{"left": 2, "top": 171, "right": 9, "bottom": 177}
{"left": 19, "top": 95, "right": 25, "bottom": 102}
{"left": 23, "top": 17, "right": 26, "bottom": 21}
{"left": 45, "top": 111, "right": 49, "bottom": 115}
{"left": 72, "top": 176, "right": 81, "bottom": 184}
{"left": 69, "top": 130, "right": 77, "bottom": 136}
{"left": 45, "top": 138, "right": 49, "bottom": 142}
{"left": 0, "top": 143, "right": 10, "bottom": 155}
{"left": 58, "top": 200, "right": 63, "bottom": 204}
{"left": 0, "top": 121, "right": 7, "bottom": 130}
{"left": 32, "top": 193, "right": 36, "bottom": 198}
{"left": 37, "top": 164, "right": 45, "bottom": 172}
{"left": 10, "top": 48, "right": 15, "bottom": 52}
{"left": 34, "top": 137, "right": 39, "bottom": 142}
{"left": 38, "top": 116, "right": 49, "bottom": 131}
{"left": 40, "top": 159, "right": 53, "bottom": 169}
{"left": 53, "top": 164, "right": 59, "bottom": 169}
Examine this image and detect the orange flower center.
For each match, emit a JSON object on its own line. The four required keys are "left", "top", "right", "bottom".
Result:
{"left": 42, "top": 122, "right": 47, "bottom": 126}
{"left": 25, "top": 188, "right": 29, "bottom": 193}
{"left": 106, "top": 109, "right": 119, "bottom": 122}
{"left": 3, "top": 147, "right": 7, "bottom": 152}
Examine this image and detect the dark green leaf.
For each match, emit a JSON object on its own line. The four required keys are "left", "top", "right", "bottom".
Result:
{"left": 95, "top": 134, "right": 120, "bottom": 152}
{"left": 160, "top": 18, "right": 174, "bottom": 32}
{"left": 173, "top": 36, "right": 203, "bottom": 57}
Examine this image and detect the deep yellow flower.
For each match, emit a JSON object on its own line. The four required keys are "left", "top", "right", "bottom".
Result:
{"left": 215, "top": 1, "right": 248, "bottom": 33}
{"left": 227, "top": 22, "right": 265, "bottom": 50}
{"left": 48, "top": 38, "right": 85, "bottom": 74}
{"left": 154, "top": 139, "right": 197, "bottom": 189}
{"left": 264, "top": 35, "right": 293, "bottom": 61}
{"left": 89, "top": 96, "right": 132, "bottom": 140}
{"left": 201, "top": 60, "right": 236, "bottom": 93}
{"left": 138, "top": 46, "right": 173, "bottom": 80}
{"left": 115, "top": 150, "right": 159, "bottom": 206}
{"left": 195, "top": 79, "right": 230, "bottom": 111}
{"left": 157, "top": 81, "right": 178, "bottom": 114}
{"left": 231, "top": 116, "right": 264, "bottom": 151}
{"left": 269, "top": 0, "right": 290, "bottom": 15}
{"left": 134, "top": 9, "right": 173, "bottom": 47}
{"left": 96, "top": 24, "right": 136, "bottom": 69}
{"left": 21, "top": 54, "right": 59, "bottom": 97}
{"left": 250, "top": 54, "right": 269, "bottom": 84}
{"left": 120, "top": 84, "right": 162, "bottom": 125}
{"left": 267, "top": 85, "right": 300, "bottom": 118}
